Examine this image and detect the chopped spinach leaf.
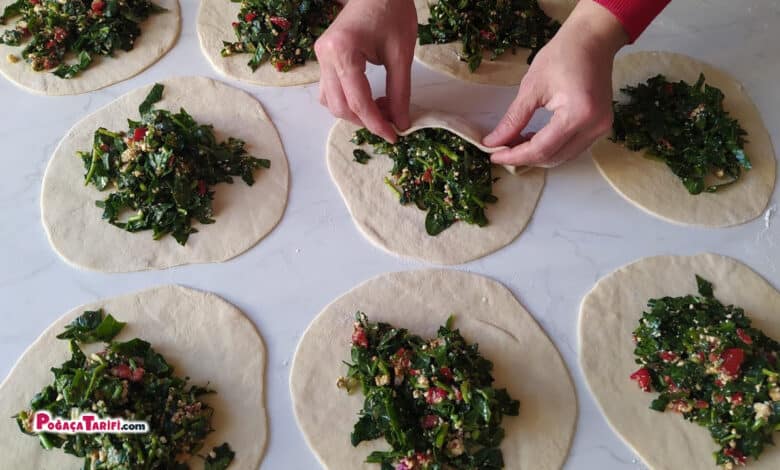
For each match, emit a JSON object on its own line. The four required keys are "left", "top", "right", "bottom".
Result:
{"left": 418, "top": 0, "right": 560, "bottom": 72}
{"left": 339, "top": 312, "right": 520, "bottom": 469}
{"left": 351, "top": 127, "right": 498, "bottom": 236}
{"left": 205, "top": 443, "right": 236, "bottom": 470}
{"left": 221, "top": 0, "right": 341, "bottom": 72}
{"left": 0, "top": 0, "right": 165, "bottom": 78}
{"left": 138, "top": 82, "right": 164, "bottom": 115}
{"left": 56, "top": 309, "right": 125, "bottom": 343}
{"left": 612, "top": 74, "right": 751, "bottom": 194}
{"left": 631, "top": 277, "right": 780, "bottom": 467}
{"left": 353, "top": 148, "right": 371, "bottom": 164}
{"left": 79, "top": 83, "right": 271, "bottom": 245}
{"left": 15, "top": 310, "right": 233, "bottom": 469}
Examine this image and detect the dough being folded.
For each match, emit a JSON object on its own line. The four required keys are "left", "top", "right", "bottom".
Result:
{"left": 327, "top": 110, "right": 545, "bottom": 265}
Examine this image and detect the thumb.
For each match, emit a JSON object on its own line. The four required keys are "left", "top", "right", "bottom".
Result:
{"left": 483, "top": 87, "right": 541, "bottom": 147}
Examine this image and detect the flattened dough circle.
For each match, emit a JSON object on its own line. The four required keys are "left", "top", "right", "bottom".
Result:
{"left": 291, "top": 269, "right": 577, "bottom": 470}
{"left": 413, "top": 0, "right": 576, "bottom": 86}
{"left": 197, "top": 0, "right": 321, "bottom": 86}
{"left": 327, "top": 111, "right": 545, "bottom": 265}
{"left": 591, "top": 51, "right": 776, "bottom": 227}
{"left": 41, "top": 76, "right": 289, "bottom": 272}
{"left": 0, "top": 285, "right": 267, "bottom": 469}
{"left": 0, "top": 0, "right": 180, "bottom": 96}
{"left": 579, "top": 253, "right": 780, "bottom": 470}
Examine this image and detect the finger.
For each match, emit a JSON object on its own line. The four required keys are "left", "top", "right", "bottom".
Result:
{"left": 483, "top": 85, "right": 542, "bottom": 147}
{"left": 340, "top": 69, "right": 397, "bottom": 142}
{"left": 490, "top": 113, "right": 578, "bottom": 166}
{"left": 531, "top": 131, "right": 595, "bottom": 168}
{"left": 320, "top": 67, "right": 361, "bottom": 126}
{"left": 385, "top": 56, "right": 412, "bottom": 130}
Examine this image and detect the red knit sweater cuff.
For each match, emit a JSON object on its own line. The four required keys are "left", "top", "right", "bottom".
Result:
{"left": 592, "top": 0, "right": 671, "bottom": 43}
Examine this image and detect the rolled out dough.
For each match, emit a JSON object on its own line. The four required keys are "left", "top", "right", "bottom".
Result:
{"left": 413, "top": 0, "right": 577, "bottom": 86}
{"left": 197, "top": 0, "right": 322, "bottom": 87}
{"left": 41, "top": 76, "right": 289, "bottom": 272}
{"left": 591, "top": 51, "right": 776, "bottom": 227}
{"left": 327, "top": 110, "right": 545, "bottom": 265}
{"left": 291, "top": 269, "right": 577, "bottom": 469}
{"left": 0, "top": 0, "right": 180, "bottom": 95}
{"left": 579, "top": 253, "right": 780, "bottom": 470}
{"left": 0, "top": 285, "right": 268, "bottom": 470}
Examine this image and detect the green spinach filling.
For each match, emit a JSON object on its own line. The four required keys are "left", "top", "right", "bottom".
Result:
{"left": 351, "top": 128, "right": 498, "bottom": 236}
{"left": 611, "top": 74, "right": 752, "bottom": 195}
{"left": 15, "top": 309, "right": 234, "bottom": 470}
{"left": 220, "top": 0, "right": 340, "bottom": 72}
{"left": 80, "top": 83, "right": 270, "bottom": 245}
{"left": 0, "top": 0, "right": 164, "bottom": 78}
{"left": 418, "top": 0, "right": 560, "bottom": 72}
{"left": 631, "top": 276, "right": 780, "bottom": 468}
{"left": 339, "top": 312, "right": 520, "bottom": 470}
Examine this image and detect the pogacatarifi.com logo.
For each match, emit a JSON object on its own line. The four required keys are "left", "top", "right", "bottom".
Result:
{"left": 32, "top": 411, "right": 148, "bottom": 434}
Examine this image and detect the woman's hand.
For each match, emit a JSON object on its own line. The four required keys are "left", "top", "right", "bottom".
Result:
{"left": 314, "top": 0, "right": 417, "bottom": 143}
{"left": 483, "top": 0, "right": 629, "bottom": 167}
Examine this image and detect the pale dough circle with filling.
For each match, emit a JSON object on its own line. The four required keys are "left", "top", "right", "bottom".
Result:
{"left": 41, "top": 76, "right": 289, "bottom": 272}
{"left": 291, "top": 269, "right": 577, "bottom": 470}
{"left": 197, "top": 0, "right": 322, "bottom": 86}
{"left": 0, "top": 0, "right": 180, "bottom": 95}
{"left": 0, "top": 285, "right": 267, "bottom": 469}
{"left": 414, "top": 0, "right": 577, "bottom": 86}
{"left": 327, "top": 110, "right": 545, "bottom": 265}
{"left": 579, "top": 253, "right": 780, "bottom": 470}
{"left": 591, "top": 51, "right": 776, "bottom": 227}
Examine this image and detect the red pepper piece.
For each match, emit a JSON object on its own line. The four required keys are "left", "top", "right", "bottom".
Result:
{"left": 479, "top": 30, "right": 496, "bottom": 41}
{"left": 53, "top": 27, "right": 67, "bottom": 43}
{"left": 275, "top": 31, "right": 288, "bottom": 51}
{"left": 269, "top": 16, "right": 291, "bottom": 30}
{"left": 421, "top": 168, "right": 433, "bottom": 183}
{"left": 425, "top": 387, "right": 448, "bottom": 405}
{"left": 351, "top": 325, "right": 368, "bottom": 348}
{"left": 736, "top": 328, "right": 752, "bottom": 345}
{"left": 133, "top": 127, "right": 147, "bottom": 142}
{"left": 91, "top": 0, "right": 105, "bottom": 13}
{"left": 244, "top": 12, "right": 258, "bottom": 23}
{"left": 197, "top": 180, "right": 207, "bottom": 196}
{"left": 659, "top": 351, "right": 677, "bottom": 362}
{"left": 721, "top": 348, "right": 745, "bottom": 377}
{"left": 111, "top": 364, "right": 145, "bottom": 382}
{"left": 724, "top": 448, "right": 747, "bottom": 465}
{"left": 630, "top": 368, "right": 652, "bottom": 392}
{"left": 421, "top": 415, "right": 438, "bottom": 429}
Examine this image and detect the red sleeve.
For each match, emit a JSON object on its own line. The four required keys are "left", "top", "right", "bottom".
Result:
{"left": 593, "top": 0, "right": 671, "bottom": 43}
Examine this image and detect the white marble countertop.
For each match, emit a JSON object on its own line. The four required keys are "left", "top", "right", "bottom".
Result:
{"left": 1, "top": 1, "right": 779, "bottom": 469}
